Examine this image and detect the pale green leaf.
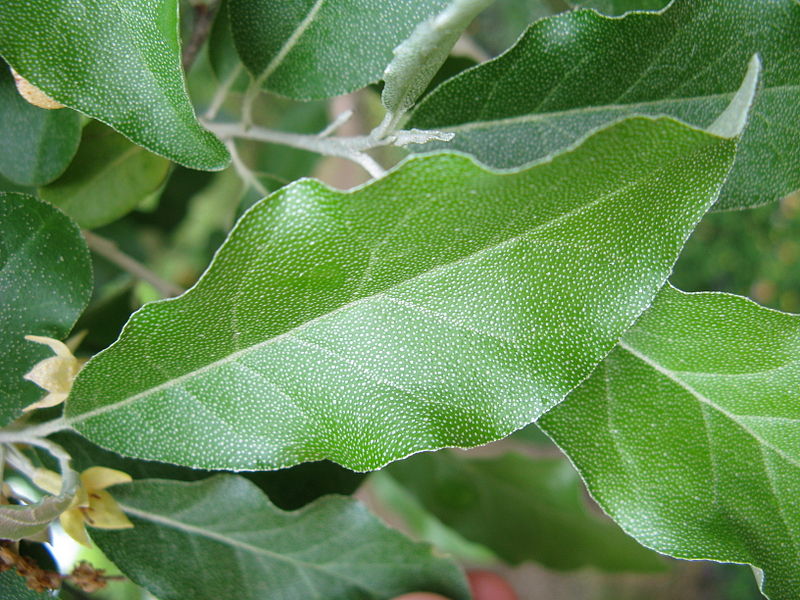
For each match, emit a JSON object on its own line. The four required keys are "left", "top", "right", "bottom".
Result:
{"left": 91, "top": 475, "right": 470, "bottom": 600}
{"left": 0, "top": 63, "right": 81, "bottom": 187}
{"left": 0, "top": 193, "right": 92, "bottom": 427}
{"left": 65, "top": 116, "right": 736, "bottom": 471}
{"left": 541, "top": 285, "right": 800, "bottom": 600}
{"left": 229, "top": 0, "right": 452, "bottom": 99}
{"left": 0, "top": 0, "right": 229, "bottom": 171}
{"left": 387, "top": 451, "right": 665, "bottom": 571}
{"left": 40, "top": 122, "right": 171, "bottom": 229}
{"left": 381, "top": 0, "right": 493, "bottom": 121}
{"left": 0, "top": 439, "right": 80, "bottom": 541}
{"left": 409, "top": 0, "right": 800, "bottom": 210}
{"left": 370, "top": 471, "right": 498, "bottom": 564}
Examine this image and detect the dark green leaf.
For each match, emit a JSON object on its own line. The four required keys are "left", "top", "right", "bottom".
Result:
{"left": 0, "top": 62, "right": 81, "bottom": 187}
{"left": 229, "top": 0, "right": 452, "bottom": 99}
{"left": 92, "top": 475, "right": 470, "bottom": 600}
{"left": 50, "top": 430, "right": 364, "bottom": 510}
{"left": 39, "top": 122, "right": 171, "bottom": 229}
{"left": 568, "top": 0, "right": 671, "bottom": 15}
{"left": 0, "top": 193, "right": 92, "bottom": 426}
{"left": 388, "top": 451, "right": 664, "bottom": 571}
{"left": 66, "top": 116, "right": 736, "bottom": 471}
{"left": 409, "top": 0, "right": 800, "bottom": 209}
{"left": 0, "top": 571, "right": 53, "bottom": 600}
{"left": 0, "top": 0, "right": 229, "bottom": 170}
{"left": 541, "top": 285, "right": 800, "bottom": 600}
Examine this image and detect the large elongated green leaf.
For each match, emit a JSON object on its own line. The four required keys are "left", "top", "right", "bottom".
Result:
{"left": 0, "top": 193, "right": 92, "bottom": 427}
{"left": 0, "top": 63, "right": 81, "bottom": 187}
{"left": 409, "top": 0, "right": 800, "bottom": 210}
{"left": 64, "top": 115, "right": 736, "bottom": 471}
{"left": 40, "top": 122, "right": 171, "bottom": 229}
{"left": 92, "top": 475, "right": 469, "bottom": 600}
{"left": 229, "top": 0, "right": 451, "bottom": 99}
{"left": 387, "top": 451, "right": 664, "bottom": 571}
{"left": 0, "top": 0, "right": 228, "bottom": 171}
{"left": 541, "top": 285, "right": 800, "bottom": 600}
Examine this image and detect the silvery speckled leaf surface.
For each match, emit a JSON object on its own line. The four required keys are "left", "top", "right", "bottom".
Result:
{"left": 65, "top": 115, "right": 735, "bottom": 471}
{"left": 92, "top": 476, "right": 470, "bottom": 600}
{"left": 541, "top": 285, "right": 800, "bottom": 600}
{"left": 0, "top": 193, "right": 91, "bottom": 427}
{"left": 0, "top": 0, "right": 228, "bottom": 170}
{"left": 229, "top": 0, "right": 452, "bottom": 99}
{"left": 0, "top": 63, "right": 81, "bottom": 187}
{"left": 409, "top": 0, "right": 800, "bottom": 210}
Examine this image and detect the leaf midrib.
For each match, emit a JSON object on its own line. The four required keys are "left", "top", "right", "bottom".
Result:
{"left": 617, "top": 340, "right": 800, "bottom": 469}
{"left": 255, "top": 0, "right": 325, "bottom": 86}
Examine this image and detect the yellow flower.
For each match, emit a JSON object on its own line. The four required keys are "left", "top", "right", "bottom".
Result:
{"left": 11, "top": 68, "right": 65, "bottom": 110}
{"left": 22, "top": 334, "right": 83, "bottom": 412}
{"left": 34, "top": 467, "right": 134, "bottom": 547}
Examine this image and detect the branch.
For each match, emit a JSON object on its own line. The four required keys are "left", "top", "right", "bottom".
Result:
{"left": 82, "top": 230, "right": 184, "bottom": 298}
{"left": 206, "top": 121, "right": 451, "bottom": 179}
{"left": 182, "top": 0, "right": 221, "bottom": 72}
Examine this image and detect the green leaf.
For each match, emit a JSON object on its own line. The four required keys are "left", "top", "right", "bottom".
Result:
{"left": 381, "top": 0, "right": 492, "bottom": 123}
{"left": 0, "top": 0, "right": 229, "bottom": 171}
{"left": 0, "top": 571, "right": 53, "bottom": 600}
{"left": 568, "top": 0, "right": 671, "bottom": 15}
{"left": 39, "top": 122, "right": 172, "bottom": 229}
{"left": 387, "top": 451, "right": 664, "bottom": 571}
{"left": 91, "top": 475, "right": 470, "bottom": 600}
{"left": 0, "top": 63, "right": 81, "bottom": 187}
{"left": 370, "top": 470, "right": 499, "bottom": 564}
{"left": 66, "top": 115, "right": 736, "bottom": 471}
{"left": 409, "top": 0, "right": 800, "bottom": 210}
{"left": 0, "top": 193, "right": 92, "bottom": 427}
{"left": 229, "top": 0, "right": 452, "bottom": 99}
{"left": 540, "top": 285, "right": 800, "bottom": 600}
{"left": 49, "top": 431, "right": 365, "bottom": 510}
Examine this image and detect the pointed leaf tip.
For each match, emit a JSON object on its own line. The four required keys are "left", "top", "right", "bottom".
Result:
{"left": 708, "top": 54, "right": 761, "bottom": 138}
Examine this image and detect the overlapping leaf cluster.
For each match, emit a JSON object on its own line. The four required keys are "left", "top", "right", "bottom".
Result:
{"left": 0, "top": 1, "right": 798, "bottom": 599}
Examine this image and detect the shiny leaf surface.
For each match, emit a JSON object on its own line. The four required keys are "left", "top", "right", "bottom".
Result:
{"left": 229, "top": 0, "right": 451, "bottom": 99}
{"left": 409, "top": 0, "right": 800, "bottom": 209}
{"left": 0, "top": 193, "right": 91, "bottom": 426}
{"left": 542, "top": 285, "right": 800, "bottom": 600}
{"left": 65, "top": 116, "right": 735, "bottom": 471}
{"left": 92, "top": 475, "right": 469, "bottom": 600}
{"left": 0, "top": 0, "right": 229, "bottom": 170}
{"left": 0, "top": 63, "right": 81, "bottom": 187}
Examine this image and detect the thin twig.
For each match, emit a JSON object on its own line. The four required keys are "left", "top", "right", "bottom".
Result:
{"left": 82, "top": 230, "right": 184, "bottom": 298}
{"left": 205, "top": 63, "right": 243, "bottom": 121}
{"left": 226, "top": 140, "right": 269, "bottom": 197}
{"left": 182, "top": 0, "right": 221, "bottom": 72}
